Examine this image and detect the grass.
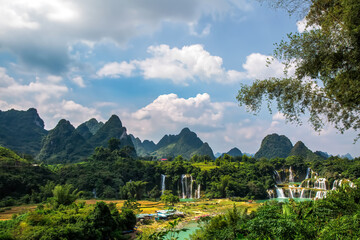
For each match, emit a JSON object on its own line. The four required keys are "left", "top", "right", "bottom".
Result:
{"left": 192, "top": 162, "right": 218, "bottom": 171}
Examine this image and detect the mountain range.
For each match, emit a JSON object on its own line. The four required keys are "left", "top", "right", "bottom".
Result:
{"left": 0, "top": 108, "right": 354, "bottom": 162}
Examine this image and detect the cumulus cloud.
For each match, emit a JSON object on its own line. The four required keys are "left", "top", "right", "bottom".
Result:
{"left": 97, "top": 61, "right": 135, "bottom": 78}
{"left": 0, "top": 67, "right": 100, "bottom": 128}
{"left": 97, "top": 45, "right": 294, "bottom": 85}
{"left": 72, "top": 76, "right": 86, "bottom": 87}
{"left": 98, "top": 44, "right": 246, "bottom": 84}
{"left": 121, "top": 93, "right": 235, "bottom": 140}
{"left": 296, "top": 18, "right": 320, "bottom": 33}
{"left": 0, "top": 0, "right": 252, "bottom": 74}
{"left": 242, "top": 53, "right": 294, "bottom": 80}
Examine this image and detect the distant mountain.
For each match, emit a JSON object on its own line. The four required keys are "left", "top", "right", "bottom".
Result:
{"left": 0, "top": 108, "right": 47, "bottom": 155}
{"left": 222, "top": 147, "right": 243, "bottom": 157}
{"left": 255, "top": 133, "right": 293, "bottom": 159}
{"left": 151, "top": 128, "right": 215, "bottom": 160}
{"left": 38, "top": 119, "right": 93, "bottom": 163}
{"left": 289, "top": 141, "right": 321, "bottom": 161}
{"left": 130, "top": 134, "right": 156, "bottom": 157}
{"left": 339, "top": 153, "right": 354, "bottom": 160}
{"left": 314, "top": 151, "right": 330, "bottom": 159}
{"left": 243, "top": 152, "right": 254, "bottom": 157}
{"left": 89, "top": 115, "right": 134, "bottom": 150}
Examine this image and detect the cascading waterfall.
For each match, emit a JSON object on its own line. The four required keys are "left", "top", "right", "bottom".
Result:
{"left": 289, "top": 188, "right": 294, "bottom": 198}
{"left": 275, "top": 186, "right": 286, "bottom": 198}
{"left": 289, "top": 167, "right": 294, "bottom": 182}
{"left": 197, "top": 184, "right": 201, "bottom": 199}
{"left": 92, "top": 188, "right": 97, "bottom": 198}
{"left": 161, "top": 174, "right": 166, "bottom": 195}
{"left": 181, "top": 174, "right": 194, "bottom": 199}
{"left": 181, "top": 174, "right": 186, "bottom": 199}
{"left": 314, "top": 178, "right": 327, "bottom": 190}
{"left": 305, "top": 168, "right": 311, "bottom": 179}
{"left": 273, "top": 170, "right": 282, "bottom": 184}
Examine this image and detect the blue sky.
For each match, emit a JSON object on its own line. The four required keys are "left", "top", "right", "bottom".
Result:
{"left": 0, "top": 0, "right": 358, "bottom": 157}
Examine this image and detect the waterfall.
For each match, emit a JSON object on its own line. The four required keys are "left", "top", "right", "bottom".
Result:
{"left": 181, "top": 174, "right": 186, "bottom": 199}
{"left": 181, "top": 174, "right": 194, "bottom": 199}
{"left": 332, "top": 180, "right": 338, "bottom": 190}
{"left": 275, "top": 186, "right": 286, "bottom": 198}
{"left": 190, "top": 176, "right": 194, "bottom": 199}
{"left": 197, "top": 184, "right": 201, "bottom": 199}
{"left": 315, "top": 191, "right": 326, "bottom": 199}
{"left": 314, "top": 178, "right": 327, "bottom": 190}
{"left": 300, "top": 188, "right": 305, "bottom": 198}
{"left": 289, "top": 167, "right": 294, "bottom": 182}
{"left": 305, "top": 168, "right": 311, "bottom": 179}
{"left": 92, "top": 188, "right": 97, "bottom": 198}
{"left": 161, "top": 174, "right": 166, "bottom": 195}
{"left": 289, "top": 188, "right": 294, "bottom": 198}
{"left": 273, "top": 170, "right": 282, "bottom": 184}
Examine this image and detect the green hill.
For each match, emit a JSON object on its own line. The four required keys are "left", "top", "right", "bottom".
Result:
{"left": 88, "top": 115, "right": 135, "bottom": 150}
{"left": 0, "top": 108, "right": 47, "bottom": 156}
{"left": 255, "top": 133, "right": 293, "bottom": 159}
{"left": 130, "top": 134, "right": 156, "bottom": 157}
{"left": 289, "top": 141, "right": 321, "bottom": 161}
{"left": 0, "top": 146, "right": 54, "bottom": 201}
{"left": 151, "top": 128, "right": 215, "bottom": 159}
{"left": 222, "top": 147, "right": 243, "bottom": 157}
{"left": 38, "top": 119, "right": 93, "bottom": 163}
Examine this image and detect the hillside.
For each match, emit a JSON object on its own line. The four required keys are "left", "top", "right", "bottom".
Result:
{"left": 255, "top": 133, "right": 293, "bottom": 159}
{"left": 37, "top": 119, "right": 93, "bottom": 163}
{"left": 0, "top": 108, "right": 47, "bottom": 155}
{"left": 151, "top": 128, "right": 215, "bottom": 159}
{"left": 88, "top": 115, "right": 134, "bottom": 150}
{"left": 289, "top": 141, "right": 321, "bottom": 161}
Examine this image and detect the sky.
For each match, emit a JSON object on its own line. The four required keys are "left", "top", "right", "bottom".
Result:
{"left": 0, "top": 0, "right": 358, "bottom": 157}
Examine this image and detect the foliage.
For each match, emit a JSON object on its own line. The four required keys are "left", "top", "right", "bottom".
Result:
{"left": 51, "top": 184, "right": 81, "bottom": 207}
{"left": 191, "top": 179, "right": 360, "bottom": 239}
{"left": 237, "top": 0, "right": 360, "bottom": 140}
{"left": 0, "top": 201, "right": 136, "bottom": 240}
{"left": 160, "top": 190, "right": 180, "bottom": 206}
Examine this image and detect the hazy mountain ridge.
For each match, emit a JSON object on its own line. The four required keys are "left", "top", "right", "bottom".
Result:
{"left": 0, "top": 108, "right": 356, "bottom": 162}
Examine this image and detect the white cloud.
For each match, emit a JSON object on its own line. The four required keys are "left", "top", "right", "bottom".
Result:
{"left": 242, "top": 53, "right": 293, "bottom": 80}
{"left": 189, "top": 22, "right": 211, "bottom": 37}
{"left": 0, "top": 0, "right": 253, "bottom": 73}
{"left": 47, "top": 75, "right": 63, "bottom": 83}
{"left": 98, "top": 44, "right": 245, "bottom": 84}
{"left": 121, "top": 93, "right": 235, "bottom": 140}
{"left": 97, "top": 61, "right": 135, "bottom": 78}
{"left": 97, "top": 46, "right": 296, "bottom": 85}
{"left": 272, "top": 112, "right": 286, "bottom": 121}
{"left": 0, "top": 67, "right": 99, "bottom": 128}
{"left": 296, "top": 18, "right": 320, "bottom": 33}
{"left": 72, "top": 76, "right": 86, "bottom": 87}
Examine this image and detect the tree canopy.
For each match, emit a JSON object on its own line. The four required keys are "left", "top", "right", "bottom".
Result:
{"left": 237, "top": 0, "right": 360, "bottom": 140}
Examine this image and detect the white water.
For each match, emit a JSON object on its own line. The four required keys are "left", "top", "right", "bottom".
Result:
{"left": 305, "top": 168, "right": 311, "bottom": 179}
{"left": 161, "top": 174, "right": 166, "bottom": 195}
{"left": 314, "top": 178, "right": 327, "bottom": 190}
{"left": 197, "top": 184, "right": 201, "bottom": 199}
{"left": 181, "top": 174, "right": 194, "bottom": 199}
{"left": 274, "top": 170, "right": 282, "bottom": 184}
{"left": 289, "top": 167, "right": 294, "bottom": 182}
{"left": 275, "top": 186, "right": 286, "bottom": 198}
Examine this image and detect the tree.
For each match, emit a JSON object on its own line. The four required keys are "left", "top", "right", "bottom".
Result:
{"left": 237, "top": 0, "right": 360, "bottom": 140}
{"left": 160, "top": 190, "right": 180, "bottom": 206}
{"left": 108, "top": 137, "right": 120, "bottom": 152}
{"left": 52, "top": 184, "right": 81, "bottom": 207}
